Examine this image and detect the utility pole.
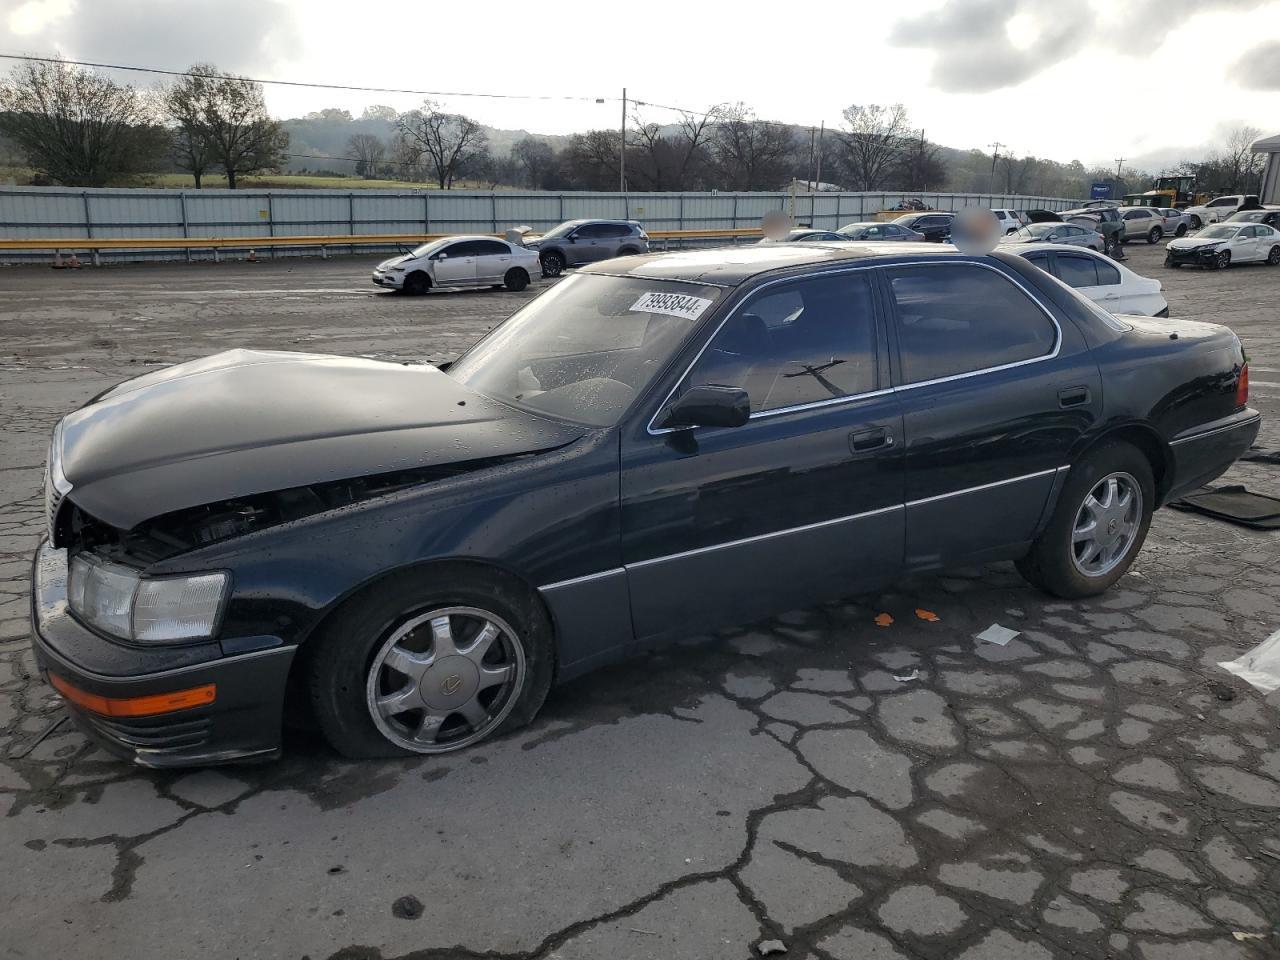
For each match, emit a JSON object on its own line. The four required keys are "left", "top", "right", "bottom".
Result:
{"left": 1114, "top": 157, "right": 1126, "bottom": 180}
{"left": 620, "top": 87, "right": 627, "bottom": 193}
{"left": 988, "top": 141, "right": 1005, "bottom": 191}
{"left": 814, "top": 121, "right": 824, "bottom": 189}
{"left": 808, "top": 127, "right": 816, "bottom": 190}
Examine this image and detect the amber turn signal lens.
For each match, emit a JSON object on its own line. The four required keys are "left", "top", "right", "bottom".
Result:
{"left": 48, "top": 673, "right": 215, "bottom": 718}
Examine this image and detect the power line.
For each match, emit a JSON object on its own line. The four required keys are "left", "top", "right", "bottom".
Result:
{"left": 0, "top": 53, "right": 610, "bottom": 104}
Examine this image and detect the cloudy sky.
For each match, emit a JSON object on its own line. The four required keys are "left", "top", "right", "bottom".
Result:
{"left": 4, "top": 0, "right": 1278, "bottom": 169}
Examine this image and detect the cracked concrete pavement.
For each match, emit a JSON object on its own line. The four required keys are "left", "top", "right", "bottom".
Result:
{"left": 1, "top": 245, "right": 1279, "bottom": 959}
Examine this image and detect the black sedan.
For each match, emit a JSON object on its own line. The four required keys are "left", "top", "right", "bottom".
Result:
{"left": 32, "top": 243, "right": 1258, "bottom": 767}
{"left": 893, "top": 211, "right": 955, "bottom": 241}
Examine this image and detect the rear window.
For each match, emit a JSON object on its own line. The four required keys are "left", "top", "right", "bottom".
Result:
{"left": 887, "top": 265, "right": 1058, "bottom": 384}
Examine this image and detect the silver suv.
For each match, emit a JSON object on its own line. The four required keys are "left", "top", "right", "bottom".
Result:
{"left": 525, "top": 220, "right": 649, "bottom": 276}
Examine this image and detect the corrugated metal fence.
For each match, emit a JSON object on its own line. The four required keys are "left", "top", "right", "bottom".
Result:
{"left": 0, "top": 186, "right": 1082, "bottom": 263}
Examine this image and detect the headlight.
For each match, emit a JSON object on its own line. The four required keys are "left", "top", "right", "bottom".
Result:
{"left": 391, "top": 267, "right": 406, "bottom": 272}
{"left": 69, "top": 554, "right": 228, "bottom": 644}
{"left": 45, "top": 420, "right": 72, "bottom": 541}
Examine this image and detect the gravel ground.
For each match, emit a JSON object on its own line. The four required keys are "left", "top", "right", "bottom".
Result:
{"left": 1, "top": 243, "right": 1279, "bottom": 960}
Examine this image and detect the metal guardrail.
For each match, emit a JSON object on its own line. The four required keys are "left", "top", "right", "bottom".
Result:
{"left": 0, "top": 228, "right": 767, "bottom": 262}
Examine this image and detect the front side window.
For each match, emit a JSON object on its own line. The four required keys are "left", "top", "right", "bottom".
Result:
{"left": 684, "top": 273, "right": 877, "bottom": 414}
{"left": 1208, "top": 197, "right": 1236, "bottom": 207}
{"left": 448, "top": 274, "right": 723, "bottom": 426}
{"left": 575, "top": 223, "right": 609, "bottom": 239}
{"left": 887, "top": 265, "right": 1058, "bottom": 384}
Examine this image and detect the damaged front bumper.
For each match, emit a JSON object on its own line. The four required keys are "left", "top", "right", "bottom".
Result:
{"left": 30, "top": 541, "right": 294, "bottom": 768}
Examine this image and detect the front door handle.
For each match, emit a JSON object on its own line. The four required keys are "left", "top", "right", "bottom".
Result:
{"left": 1058, "top": 386, "right": 1091, "bottom": 408}
{"left": 850, "top": 427, "right": 893, "bottom": 453}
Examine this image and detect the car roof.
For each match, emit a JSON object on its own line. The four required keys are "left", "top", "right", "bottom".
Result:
{"left": 580, "top": 242, "right": 1001, "bottom": 285}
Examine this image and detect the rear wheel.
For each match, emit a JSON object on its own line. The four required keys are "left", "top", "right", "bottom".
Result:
{"left": 1016, "top": 442, "right": 1154, "bottom": 599}
{"left": 1147, "top": 227, "right": 1162, "bottom": 244}
{"left": 403, "top": 272, "right": 430, "bottom": 295}
{"left": 308, "top": 569, "right": 555, "bottom": 759}
{"left": 616, "top": 246, "right": 639, "bottom": 256}
{"left": 1215, "top": 251, "right": 1231, "bottom": 270}
{"left": 503, "top": 268, "right": 530, "bottom": 291}
{"left": 1267, "top": 246, "right": 1280, "bottom": 266}
{"left": 540, "top": 251, "right": 565, "bottom": 277}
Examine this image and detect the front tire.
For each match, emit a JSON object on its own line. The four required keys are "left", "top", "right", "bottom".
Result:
{"left": 1016, "top": 442, "right": 1154, "bottom": 599}
{"left": 540, "top": 251, "right": 565, "bottom": 277}
{"left": 1190, "top": 215, "right": 1202, "bottom": 230}
{"left": 1147, "top": 227, "right": 1162, "bottom": 244}
{"left": 403, "top": 272, "right": 430, "bottom": 296}
{"left": 503, "top": 268, "right": 530, "bottom": 291}
{"left": 1215, "top": 251, "right": 1231, "bottom": 270}
{"left": 1164, "top": 255, "right": 1180, "bottom": 269}
{"left": 308, "top": 569, "right": 555, "bottom": 759}
{"left": 1175, "top": 224, "right": 1187, "bottom": 237}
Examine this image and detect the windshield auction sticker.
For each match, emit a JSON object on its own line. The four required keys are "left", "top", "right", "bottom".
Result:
{"left": 630, "top": 291, "right": 713, "bottom": 321}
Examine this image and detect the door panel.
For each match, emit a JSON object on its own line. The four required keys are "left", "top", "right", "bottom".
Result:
{"left": 621, "top": 269, "right": 903, "bottom": 642}
{"left": 882, "top": 262, "right": 1102, "bottom": 570}
{"left": 434, "top": 244, "right": 477, "bottom": 284}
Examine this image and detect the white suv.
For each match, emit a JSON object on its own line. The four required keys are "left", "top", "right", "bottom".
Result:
{"left": 1183, "top": 195, "right": 1261, "bottom": 229}
{"left": 991, "top": 209, "right": 1029, "bottom": 235}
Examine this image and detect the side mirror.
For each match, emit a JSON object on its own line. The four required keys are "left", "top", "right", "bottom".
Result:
{"left": 434, "top": 252, "right": 449, "bottom": 260}
{"left": 567, "top": 235, "right": 578, "bottom": 243}
{"left": 659, "top": 385, "right": 750, "bottom": 430}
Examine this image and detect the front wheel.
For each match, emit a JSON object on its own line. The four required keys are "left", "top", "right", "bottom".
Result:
{"left": 308, "top": 570, "right": 555, "bottom": 758}
{"left": 540, "top": 251, "right": 565, "bottom": 277}
{"left": 403, "top": 272, "right": 430, "bottom": 296}
{"left": 503, "top": 268, "right": 529, "bottom": 291}
{"left": 1267, "top": 246, "right": 1280, "bottom": 266}
{"left": 1016, "top": 442, "right": 1154, "bottom": 599}
{"left": 1147, "top": 227, "right": 1162, "bottom": 244}
{"left": 1215, "top": 251, "right": 1231, "bottom": 270}
{"left": 1164, "top": 255, "right": 1180, "bottom": 269}
{"left": 1175, "top": 224, "right": 1187, "bottom": 237}
{"left": 1190, "top": 215, "right": 1202, "bottom": 230}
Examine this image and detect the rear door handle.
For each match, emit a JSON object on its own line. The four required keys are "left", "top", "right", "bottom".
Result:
{"left": 849, "top": 427, "right": 893, "bottom": 453}
{"left": 1058, "top": 386, "right": 1091, "bottom": 408}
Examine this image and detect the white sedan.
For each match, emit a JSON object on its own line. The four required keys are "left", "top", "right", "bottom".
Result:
{"left": 1011, "top": 244, "right": 1169, "bottom": 317}
{"left": 1165, "top": 222, "right": 1280, "bottom": 269}
{"left": 372, "top": 236, "right": 540, "bottom": 294}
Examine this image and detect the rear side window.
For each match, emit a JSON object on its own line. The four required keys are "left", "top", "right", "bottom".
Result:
{"left": 687, "top": 273, "right": 877, "bottom": 413}
{"left": 1056, "top": 254, "right": 1099, "bottom": 288}
{"left": 1095, "top": 260, "right": 1121, "bottom": 285}
{"left": 472, "top": 240, "right": 511, "bottom": 256}
{"left": 887, "top": 265, "right": 1058, "bottom": 384}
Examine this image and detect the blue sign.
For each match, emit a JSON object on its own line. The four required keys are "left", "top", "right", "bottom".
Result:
{"left": 1090, "top": 181, "right": 1113, "bottom": 200}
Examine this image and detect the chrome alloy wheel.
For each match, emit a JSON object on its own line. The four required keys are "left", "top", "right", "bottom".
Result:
{"left": 365, "top": 606, "right": 526, "bottom": 754}
{"left": 1071, "top": 472, "right": 1142, "bottom": 578}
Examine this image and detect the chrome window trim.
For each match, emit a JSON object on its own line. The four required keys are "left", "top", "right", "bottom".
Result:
{"left": 645, "top": 258, "right": 1063, "bottom": 435}
{"left": 1169, "top": 413, "right": 1261, "bottom": 446}
{"left": 626, "top": 503, "right": 904, "bottom": 570}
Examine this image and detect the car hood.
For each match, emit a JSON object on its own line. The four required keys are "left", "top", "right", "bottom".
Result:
{"left": 376, "top": 254, "right": 414, "bottom": 270}
{"left": 57, "top": 349, "right": 584, "bottom": 529}
{"left": 1168, "top": 235, "right": 1228, "bottom": 250}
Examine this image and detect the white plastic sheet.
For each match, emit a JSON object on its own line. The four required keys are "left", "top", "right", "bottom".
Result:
{"left": 1218, "top": 630, "right": 1280, "bottom": 693}
{"left": 975, "top": 624, "right": 1020, "bottom": 646}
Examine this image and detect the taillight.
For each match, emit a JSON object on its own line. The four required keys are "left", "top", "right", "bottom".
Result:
{"left": 1236, "top": 363, "right": 1249, "bottom": 407}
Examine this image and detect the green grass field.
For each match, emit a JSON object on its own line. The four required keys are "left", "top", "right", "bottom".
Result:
{"left": 0, "top": 167, "right": 489, "bottom": 191}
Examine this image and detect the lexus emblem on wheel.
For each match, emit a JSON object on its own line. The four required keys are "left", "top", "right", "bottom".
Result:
{"left": 441, "top": 675, "right": 463, "bottom": 696}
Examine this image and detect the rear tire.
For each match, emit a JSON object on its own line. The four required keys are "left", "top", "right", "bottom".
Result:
{"left": 404, "top": 272, "right": 430, "bottom": 296}
{"left": 1267, "top": 246, "right": 1280, "bottom": 266}
{"left": 1016, "top": 442, "right": 1154, "bottom": 599}
{"left": 503, "top": 268, "right": 530, "bottom": 291}
{"left": 308, "top": 568, "right": 555, "bottom": 759}
{"left": 616, "top": 246, "right": 639, "bottom": 256}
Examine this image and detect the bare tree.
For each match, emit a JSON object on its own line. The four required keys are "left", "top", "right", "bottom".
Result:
{"left": 360, "top": 104, "right": 399, "bottom": 123}
{"left": 397, "top": 100, "right": 488, "bottom": 189}
{"left": 161, "top": 64, "right": 288, "bottom": 188}
{"left": 562, "top": 129, "right": 623, "bottom": 190}
{"left": 1225, "top": 125, "right": 1265, "bottom": 192}
{"left": 627, "top": 105, "right": 723, "bottom": 191}
{"left": 707, "top": 104, "right": 794, "bottom": 191}
{"left": 894, "top": 132, "right": 947, "bottom": 191}
{"left": 836, "top": 103, "right": 913, "bottom": 191}
{"left": 999, "top": 152, "right": 1036, "bottom": 194}
{"left": 513, "top": 135, "right": 554, "bottom": 188}
{"left": 0, "top": 59, "right": 158, "bottom": 186}
{"left": 348, "top": 134, "right": 386, "bottom": 179}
